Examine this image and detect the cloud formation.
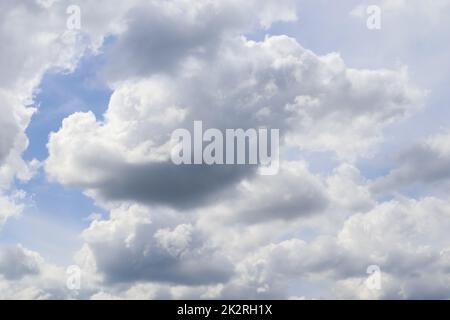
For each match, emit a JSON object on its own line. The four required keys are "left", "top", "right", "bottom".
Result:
{"left": 2, "top": 0, "right": 450, "bottom": 300}
{"left": 46, "top": 33, "right": 424, "bottom": 209}
{"left": 81, "top": 204, "right": 234, "bottom": 285}
{"left": 372, "top": 131, "right": 450, "bottom": 193}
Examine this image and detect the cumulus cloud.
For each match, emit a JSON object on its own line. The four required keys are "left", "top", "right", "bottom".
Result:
{"left": 0, "top": 245, "right": 42, "bottom": 280}
{"left": 372, "top": 131, "right": 450, "bottom": 193}
{"left": 0, "top": 192, "right": 26, "bottom": 228}
{"left": 104, "top": 0, "right": 297, "bottom": 80}
{"left": 46, "top": 33, "right": 424, "bottom": 209}
{"left": 202, "top": 161, "right": 329, "bottom": 224}
{"left": 0, "top": 1, "right": 81, "bottom": 226}
{"left": 0, "top": 244, "right": 79, "bottom": 300}
{"left": 217, "top": 196, "right": 450, "bottom": 299}
{"left": 1, "top": 0, "right": 448, "bottom": 300}
{"left": 333, "top": 196, "right": 450, "bottom": 299}
{"left": 81, "top": 204, "right": 233, "bottom": 285}
{"left": 0, "top": 0, "right": 137, "bottom": 226}
{"left": 68, "top": 196, "right": 450, "bottom": 299}
{"left": 39, "top": 0, "right": 431, "bottom": 300}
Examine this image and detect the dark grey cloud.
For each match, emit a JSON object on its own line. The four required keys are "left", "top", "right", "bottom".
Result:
{"left": 104, "top": 4, "right": 232, "bottom": 80}
{"left": 88, "top": 162, "right": 255, "bottom": 209}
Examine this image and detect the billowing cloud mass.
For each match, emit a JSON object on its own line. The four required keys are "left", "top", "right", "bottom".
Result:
{"left": 0, "top": 245, "right": 42, "bottom": 280}
{"left": 0, "top": 244, "right": 74, "bottom": 299}
{"left": 81, "top": 204, "right": 234, "bottom": 285}
{"left": 0, "top": 1, "right": 77, "bottom": 226}
{"left": 2, "top": 0, "right": 450, "bottom": 300}
{"left": 45, "top": 35, "right": 424, "bottom": 207}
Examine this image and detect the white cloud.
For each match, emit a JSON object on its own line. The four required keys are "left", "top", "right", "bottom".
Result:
{"left": 0, "top": 0, "right": 121, "bottom": 226}
{"left": 103, "top": 0, "right": 297, "bottom": 81}
{"left": 0, "top": 191, "right": 26, "bottom": 227}
{"left": 334, "top": 196, "right": 450, "bottom": 299}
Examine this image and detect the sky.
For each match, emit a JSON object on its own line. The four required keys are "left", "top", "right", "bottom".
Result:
{"left": 1, "top": 0, "right": 450, "bottom": 299}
